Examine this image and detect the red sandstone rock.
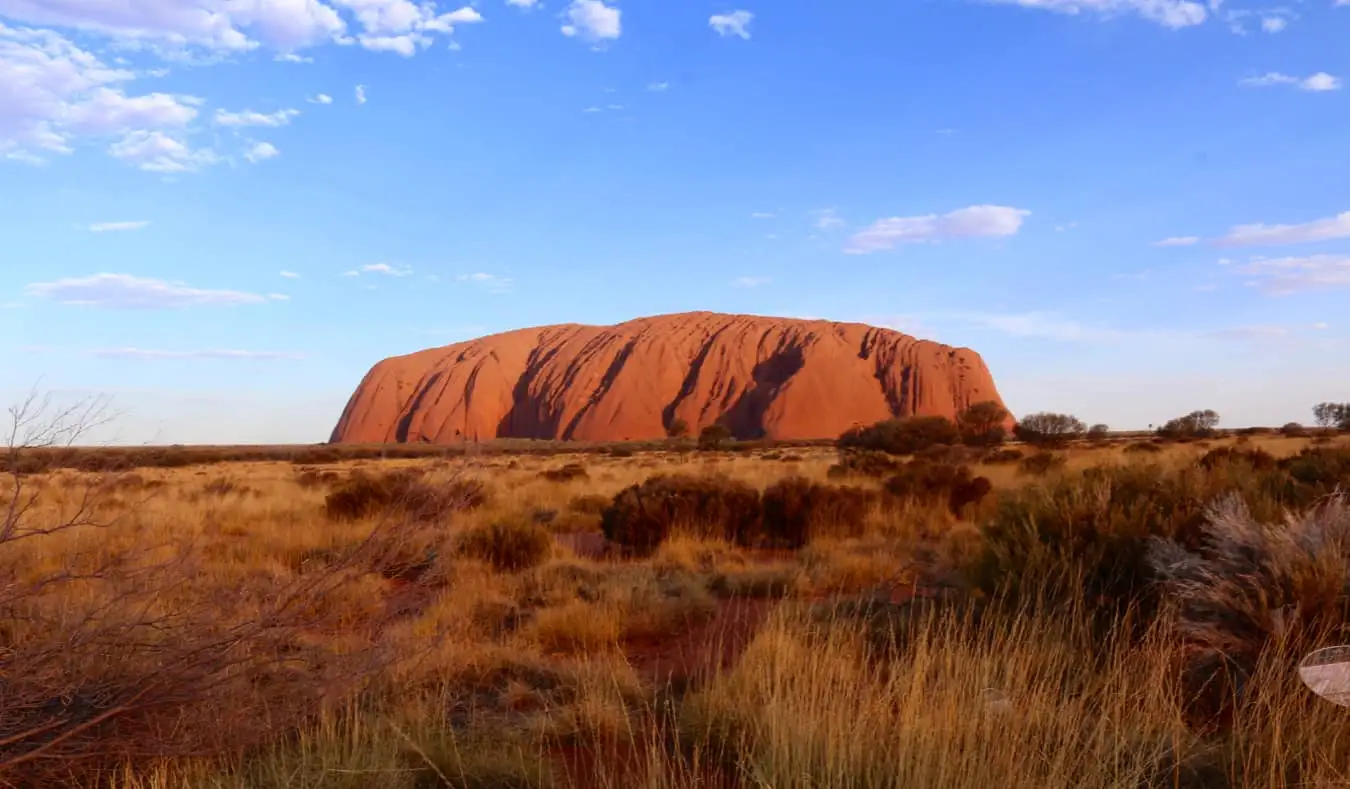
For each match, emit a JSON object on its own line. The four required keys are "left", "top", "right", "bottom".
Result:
{"left": 329, "top": 311, "right": 1011, "bottom": 444}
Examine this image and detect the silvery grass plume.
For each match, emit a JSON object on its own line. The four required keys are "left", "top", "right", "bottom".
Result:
{"left": 1148, "top": 494, "right": 1350, "bottom": 725}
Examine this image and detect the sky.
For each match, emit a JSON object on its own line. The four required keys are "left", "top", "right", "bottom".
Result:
{"left": 1, "top": 0, "right": 1349, "bottom": 445}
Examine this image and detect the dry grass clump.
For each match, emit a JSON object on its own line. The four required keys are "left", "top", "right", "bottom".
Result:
{"left": 456, "top": 517, "right": 556, "bottom": 573}
{"left": 324, "top": 469, "right": 490, "bottom": 521}
{"left": 826, "top": 449, "right": 901, "bottom": 479}
{"left": 540, "top": 462, "right": 590, "bottom": 483}
{"left": 1016, "top": 451, "right": 1067, "bottom": 477}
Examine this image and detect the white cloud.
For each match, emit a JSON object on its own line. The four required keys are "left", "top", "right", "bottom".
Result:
{"left": 1239, "top": 71, "right": 1341, "bottom": 91}
{"left": 357, "top": 33, "right": 426, "bottom": 55}
{"left": 1215, "top": 210, "right": 1350, "bottom": 247}
{"left": 647, "top": 81, "right": 669, "bottom": 92}
{"left": 355, "top": 84, "right": 367, "bottom": 104}
{"left": 814, "top": 208, "right": 845, "bottom": 229}
{"left": 279, "top": 270, "right": 300, "bottom": 278}
{"left": 990, "top": 0, "right": 1207, "bottom": 28}
{"left": 730, "top": 276, "right": 771, "bottom": 287}
{"left": 88, "top": 347, "right": 304, "bottom": 360}
{"left": 709, "top": 10, "right": 754, "bottom": 39}
{"left": 25, "top": 273, "right": 268, "bottom": 308}
{"left": 1055, "top": 221, "right": 1078, "bottom": 232}
{"left": 243, "top": 141, "right": 279, "bottom": 162}
{"left": 88, "top": 220, "right": 149, "bottom": 232}
{"left": 214, "top": 107, "right": 300, "bottom": 127}
{"left": 276, "top": 52, "right": 314, "bottom": 62}
{"left": 109, "top": 129, "right": 218, "bottom": 173}
{"left": 1153, "top": 235, "right": 1200, "bottom": 246}
{"left": 560, "top": 0, "right": 621, "bottom": 42}
{"left": 1230, "top": 254, "right": 1350, "bottom": 295}
{"left": 1260, "top": 16, "right": 1287, "bottom": 31}
{"left": 349, "top": 262, "right": 412, "bottom": 276}
{"left": 267, "top": 292, "right": 290, "bottom": 300}
{"left": 456, "top": 272, "right": 514, "bottom": 293}
{"left": 0, "top": 24, "right": 209, "bottom": 164}
{"left": 844, "top": 204, "right": 1030, "bottom": 254}
{"left": 308, "top": 93, "right": 333, "bottom": 104}
{"left": 506, "top": 0, "right": 539, "bottom": 6}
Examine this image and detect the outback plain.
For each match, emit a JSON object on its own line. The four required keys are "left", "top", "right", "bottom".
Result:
{"left": 5, "top": 394, "right": 1350, "bottom": 789}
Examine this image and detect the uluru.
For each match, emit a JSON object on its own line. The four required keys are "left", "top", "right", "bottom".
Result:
{"left": 329, "top": 311, "right": 1011, "bottom": 444}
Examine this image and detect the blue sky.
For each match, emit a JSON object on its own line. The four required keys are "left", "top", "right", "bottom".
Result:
{"left": 2, "top": 0, "right": 1348, "bottom": 444}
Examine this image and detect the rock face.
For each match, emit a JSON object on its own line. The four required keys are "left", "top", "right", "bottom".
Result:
{"left": 330, "top": 311, "right": 1011, "bottom": 444}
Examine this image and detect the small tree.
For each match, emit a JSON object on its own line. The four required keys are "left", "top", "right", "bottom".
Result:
{"left": 958, "top": 401, "right": 1009, "bottom": 447}
{"left": 1313, "top": 402, "right": 1350, "bottom": 431}
{"left": 1087, "top": 423, "right": 1110, "bottom": 440}
{"left": 1157, "top": 409, "right": 1220, "bottom": 439}
{"left": 667, "top": 417, "right": 690, "bottom": 439}
{"left": 1013, "top": 412, "right": 1086, "bottom": 448}
{"left": 698, "top": 423, "right": 733, "bottom": 450}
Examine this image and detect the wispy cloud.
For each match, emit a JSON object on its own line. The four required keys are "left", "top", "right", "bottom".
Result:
{"left": 710, "top": 10, "right": 755, "bottom": 39}
{"left": 1227, "top": 254, "right": 1350, "bottom": 295}
{"left": 344, "top": 263, "right": 412, "bottom": 277}
{"left": 355, "top": 85, "right": 367, "bottom": 105}
{"left": 25, "top": 274, "right": 268, "bottom": 309}
{"left": 814, "top": 208, "right": 845, "bottom": 230}
{"left": 845, "top": 204, "right": 1030, "bottom": 254}
{"left": 279, "top": 270, "right": 300, "bottom": 279}
{"left": 214, "top": 108, "right": 300, "bottom": 127}
{"left": 275, "top": 53, "right": 313, "bottom": 63}
{"left": 267, "top": 293, "right": 290, "bottom": 301}
{"left": 88, "top": 220, "right": 149, "bottom": 232}
{"left": 730, "top": 276, "right": 771, "bottom": 288}
{"left": 647, "top": 81, "right": 669, "bottom": 92}
{"left": 308, "top": 94, "right": 333, "bottom": 105}
{"left": 1238, "top": 71, "right": 1341, "bottom": 91}
{"left": 1215, "top": 210, "right": 1350, "bottom": 247}
{"left": 989, "top": 0, "right": 1207, "bottom": 29}
{"left": 1153, "top": 235, "right": 1200, "bottom": 246}
{"left": 751, "top": 211, "right": 776, "bottom": 219}
{"left": 457, "top": 272, "right": 514, "bottom": 293}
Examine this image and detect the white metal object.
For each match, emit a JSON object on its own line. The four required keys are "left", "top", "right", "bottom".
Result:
{"left": 1300, "top": 646, "right": 1350, "bottom": 707}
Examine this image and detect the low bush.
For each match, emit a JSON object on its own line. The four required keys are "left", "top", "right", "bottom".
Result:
{"left": 456, "top": 517, "right": 554, "bottom": 572}
{"left": 540, "top": 462, "right": 589, "bottom": 482}
{"left": 601, "top": 474, "right": 762, "bottom": 555}
{"left": 1017, "top": 452, "right": 1067, "bottom": 477}
{"left": 323, "top": 470, "right": 488, "bottom": 521}
{"left": 884, "top": 461, "right": 993, "bottom": 518}
{"left": 759, "top": 477, "right": 878, "bottom": 547}
{"left": 1199, "top": 446, "right": 1277, "bottom": 472}
{"left": 826, "top": 449, "right": 901, "bottom": 479}
{"left": 837, "top": 416, "right": 960, "bottom": 456}
{"left": 982, "top": 447, "right": 1024, "bottom": 465}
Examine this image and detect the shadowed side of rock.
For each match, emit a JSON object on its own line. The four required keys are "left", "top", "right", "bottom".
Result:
{"left": 329, "top": 311, "right": 1011, "bottom": 444}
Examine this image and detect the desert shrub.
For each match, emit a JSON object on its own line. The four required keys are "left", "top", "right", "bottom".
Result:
{"left": 540, "top": 462, "right": 589, "bottom": 483}
{"left": 607, "top": 446, "right": 635, "bottom": 458}
{"left": 294, "top": 467, "right": 339, "bottom": 489}
{"left": 1087, "top": 423, "right": 1110, "bottom": 440}
{"left": 957, "top": 400, "right": 1008, "bottom": 447}
{"left": 967, "top": 462, "right": 1300, "bottom": 633}
{"left": 601, "top": 474, "right": 762, "bottom": 555}
{"left": 698, "top": 424, "right": 733, "bottom": 451}
{"left": 323, "top": 470, "right": 486, "bottom": 521}
{"left": 884, "top": 461, "right": 993, "bottom": 518}
{"left": 1013, "top": 412, "right": 1086, "bottom": 448}
{"left": 1199, "top": 446, "right": 1277, "bottom": 472}
{"left": 1017, "top": 451, "right": 1066, "bottom": 477}
{"left": 667, "top": 417, "right": 690, "bottom": 438}
{"left": 759, "top": 477, "right": 878, "bottom": 547}
{"left": 1158, "top": 409, "right": 1221, "bottom": 440}
{"left": 1149, "top": 496, "right": 1350, "bottom": 727}
{"left": 981, "top": 447, "right": 1024, "bottom": 465}
{"left": 1124, "top": 441, "right": 1163, "bottom": 455}
{"left": 568, "top": 493, "right": 611, "bottom": 515}
{"left": 1280, "top": 421, "right": 1308, "bottom": 437}
{"left": 456, "top": 517, "right": 554, "bottom": 572}
{"left": 826, "top": 449, "right": 901, "bottom": 479}
{"left": 912, "top": 443, "right": 981, "bottom": 465}
{"left": 837, "top": 415, "right": 960, "bottom": 456}
{"left": 1277, "top": 446, "right": 1350, "bottom": 500}
{"left": 1313, "top": 402, "right": 1350, "bottom": 431}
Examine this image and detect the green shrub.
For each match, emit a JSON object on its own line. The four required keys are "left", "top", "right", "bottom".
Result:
{"left": 759, "top": 477, "right": 878, "bottom": 547}
{"left": 456, "top": 517, "right": 554, "bottom": 572}
{"left": 1157, "top": 409, "right": 1220, "bottom": 440}
{"left": 600, "top": 474, "right": 762, "bottom": 555}
{"left": 837, "top": 416, "right": 960, "bottom": 456}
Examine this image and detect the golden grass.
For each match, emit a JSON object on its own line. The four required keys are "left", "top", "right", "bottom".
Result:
{"left": 4, "top": 434, "right": 1349, "bottom": 787}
